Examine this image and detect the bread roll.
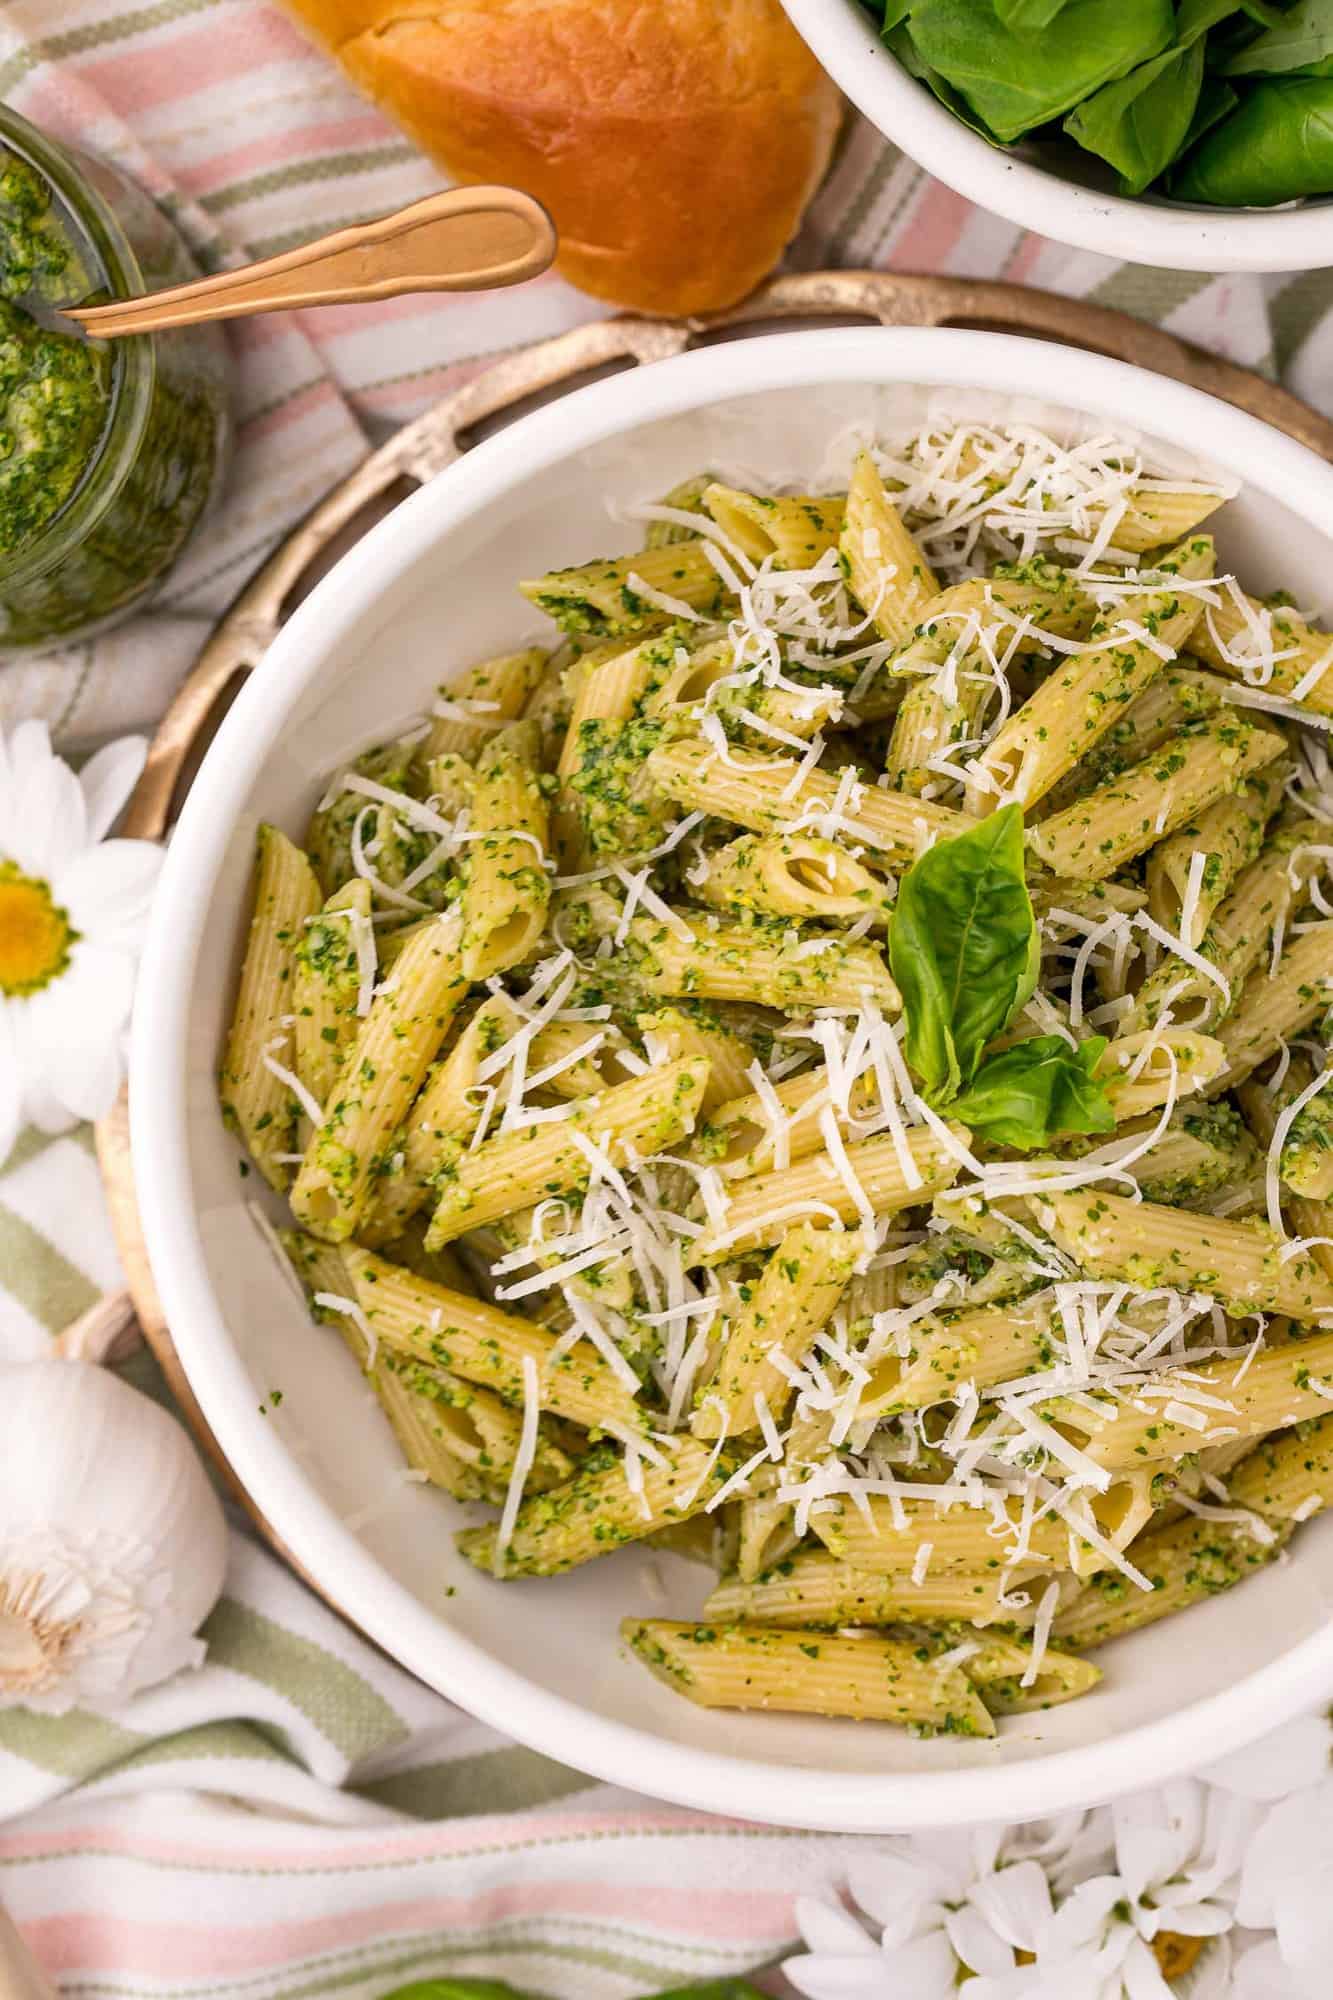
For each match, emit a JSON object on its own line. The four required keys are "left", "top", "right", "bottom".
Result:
{"left": 280, "top": 0, "right": 842, "bottom": 315}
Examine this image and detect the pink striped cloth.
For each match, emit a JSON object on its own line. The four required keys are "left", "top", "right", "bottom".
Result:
{"left": 3, "top": 5, "right": 1333, "bottom": 1995}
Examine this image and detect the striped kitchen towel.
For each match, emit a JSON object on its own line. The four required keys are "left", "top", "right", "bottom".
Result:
{"left": 3, "top": 4, "right": 1333, "bottom": 1995}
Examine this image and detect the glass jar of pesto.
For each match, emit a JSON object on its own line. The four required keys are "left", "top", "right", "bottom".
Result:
{"left": 0, "top": 107, "right": 232, "bottom": 656}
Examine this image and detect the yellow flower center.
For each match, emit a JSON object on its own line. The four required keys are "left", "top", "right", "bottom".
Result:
{"left": 1153, "top": 1931, "right": 1206, "bottom": 1979}
{"left": 0, "top": 862, "right": 75, "bottom": 996}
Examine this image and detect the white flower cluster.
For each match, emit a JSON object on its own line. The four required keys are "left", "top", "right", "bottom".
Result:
{"left": 787, "top": 1713, "right": 1333, "bottom": 2000}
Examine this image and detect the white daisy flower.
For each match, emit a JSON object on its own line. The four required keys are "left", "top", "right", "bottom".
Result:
{"left": 0, "top": 721, "right": 161, "bottom": 1164}
{"left": 786, "top": 1817, "right": 1108, "bottom": 2000}
{"left": 968, "top": 1780, "right": 1255, "bottom": 2000}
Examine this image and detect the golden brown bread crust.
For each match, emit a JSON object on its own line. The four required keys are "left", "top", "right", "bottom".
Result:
{"left": 280, "top": 0, "right": 842, "bottom": 315}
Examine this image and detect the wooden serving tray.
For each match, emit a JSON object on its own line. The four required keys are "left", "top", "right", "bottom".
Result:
{"left": 91, "top": 268, "right": 1333, "bottom": 1565}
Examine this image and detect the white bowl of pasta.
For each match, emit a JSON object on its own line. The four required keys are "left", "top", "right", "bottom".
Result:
{"left": 133, "top": 328, "right": 1333, "bottom": 1832}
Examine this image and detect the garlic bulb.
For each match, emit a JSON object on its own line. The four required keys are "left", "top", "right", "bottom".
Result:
{"left": 0, "top": 1360, "right": 228, "bottom": 1714}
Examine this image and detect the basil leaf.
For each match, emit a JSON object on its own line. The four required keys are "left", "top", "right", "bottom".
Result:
{"left": 994, "top": 0, "right": 1079, "bottom": 34}
{"left": 889, "top": 805, "right": 1038, "bottom": 1104}
{"left": 1171, "top": 74, "right": 1333, "bottom": 201}
{"left": 884, "top": 23, "right": 1009, "bottom": 136}
{"left": 1223, "top": 0, "right": 1333, "bottom": 71}
{"left": 905, "top": 0, "right": 1174, "bottom": 140}
{"left": 1064, "top": 41, "right": 1206, "bottom": 192}
{"left": 1180, "top": 74, "right": 1241, "bottom": 145}
{"left": 381, "top": 1984, "right": 532, "bottom": 2000}
{"left": 953, "top": 1036, "right": 1115, "bottom": 1150}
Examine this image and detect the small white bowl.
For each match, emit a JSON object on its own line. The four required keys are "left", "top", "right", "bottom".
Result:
{"left": 782, "top": 0, "right": 1333, "bottom": 272}
{"left": 133, "top": 329, "right": 1333, "bottom": 1831}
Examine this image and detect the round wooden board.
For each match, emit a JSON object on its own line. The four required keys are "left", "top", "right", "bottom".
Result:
{"left": 94, "top": 267, "right": 1333, "bottom": 1571}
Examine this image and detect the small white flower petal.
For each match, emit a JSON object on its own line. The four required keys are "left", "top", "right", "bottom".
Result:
{"left": 1, "top": 720, "right": 87, "bottom": 879}
{"left": 796, "top": 1897, "right": 878, "bottom": 1958}
{"left": 884, "top": 1929, "right": 958, "bottom": 2000}
{"left": 945, "top": 1903, "right": 1013, "bottom": 1978}
{"left": 847, "top": 1850, "right": 940, "bottom": 1943}
{"left": 20, "top": 945, "right": 132, "bottom": 1124}
{"left": 77, "top": 735, "right": 148, "bottom": 843}
{"left": 970, "top": 1860, "right": 1055, "bottom": 1954}
{"left": 1235, "top": 1785, "right": 1333, "bottom": 1929}
{"left": 784, "top": 1954, "right": 891, "bottom": 2000}
{"left": 1120, "top": 1935, "right": 1174, "bottom": 2000}
{"left": 0, "top": 1005, "right": 22, "bottom": 1168}
{"left": 1198, "top": 1714, "right": 1333, "bottom": 1801}
{"left": 57, "top": 839, "right": 163, "bottom": 952}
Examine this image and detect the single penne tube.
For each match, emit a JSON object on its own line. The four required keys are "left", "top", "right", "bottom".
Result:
{"left": 1112, "top": 1101, "right": 1258, "bottom": 1208}
{"left": 457, "top": 1435, "right": 737, "bottom": 1577}
{"left": 964, "top": 537, "right": 1216, "bottom": 811}
{"left": 1145, "top": 759, "right": 1286, "bottom": 947}
{"left": 361, "top": 994, "right": 517, "bottom": 1243}
{"left": 1208, "top": 922, "right": 1333, "bottom": 1093}
{"left": 1107, "top": 483, "right": 1226, "bottom": 553}
{"left": 810, "top": 1494, "right": 1075, "bottom": 1575}
{"left": 416, "top": 646, "right": 549, "bottom": 768}
{"left": 1037, "top": 665, "right": 1227, "bottom": 816}
{"left": 703, "top": 483, "right": 845, "bottom": 569}
{"left": 1040, "top": 1188, "right": 1333, "bottom": 1321}
{"left": 690, "top": 831, "right": 890, "bottom": 926}
{"left": 1228, "top": 1413, "right": 1333, "bottom": 1523}
{"left": 625, "top": 911, "right": 898, "bottom": 1014}
{"left": 643, "top": 470, "right": 715, "bottom": 546}
{"left": 557, "top": 627, "right": 695, "bottom": 785}
{"left": 919, "top": 1628, "right": 1102, "bottom": 1715}
{"left": 694, "top": 1063, "right": 881, "bottom": 1181}
{"left": 459, "top": 721, "right": 551, "bottom": 981}
{"left": 1025, "top": 715, "right": 1285, "bottom": 881}
{"left": 425, "top": 1055, "right": 709, "bottom": 1248}
{"left": 293, "top": 879, "right": 376, "bottom": 1109}
{"left": 840, "top": 452, "right": 939, "bottom": 645}
{"left": 703, "top": 1549, "right": 1049, "bottom": 1628}
{"left": 1095, "top": 1027, "right": 1226, "bottom": 1120}
{"left": 884, "top": 659, "right": 995, "bottom": 798}
{"left": 735, "top": 1493, "right": 801, "bottom": 1584}
{"left": 1235, "top": 1077, "right": 1333, "bottom": 1285}
{"left": 342, "top": 1245, "right": 648, "bottom": 1435}
{"left": 1045, "top": 1329, "right": 1333, "bottom": 1468}
{"left": 220, "top": 824, "right": 322, "bottom": 1191}
{"left": 1127, "top": 824, "right": 1314, "bottom": 1032}
{"left": 1239, "top": 1056, "right": 1333, "bottom": 1204}
{"left": 621, "top": 1618, "right": 995, "bottom": 1735}
{"left": 691, "top": 1224, "right": 857, "bottom": 1437}
{"left": 520, "top": 540, "right": 729, "bottom": 640}
{"left": 290, "top": 913, "right": 469, "bottom": 1242}
{"left": 853, "top": 1302, "right": 1052, "bottom": 1421}
{"left": 1052, "top": 1514, "right": 1285, "bottom": 1650}
{"left": 1028, "top": 873, "right": 1147, "bottom": 938}
{"left": 1192, "top": 589, "right": 1333, "bottom": 718}
{"left": 691, "top": 1124, "right": 968, "bottom": 1263}
{"left": 852, "top": 565, "right": 1097, "bottom": 726}
{"left": 635, "top": 1006, "right": 757, "bottom": 1111}
{"left": 645, "top": 737, "right": 974, "bottom": 864}
{"left": 305, "top": 738, "right": 417, "bottom": 899}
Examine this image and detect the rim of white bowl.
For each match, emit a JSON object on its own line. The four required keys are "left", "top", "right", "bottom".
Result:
{"left": 782, "top": 0, "right": 1333, "bottom": 273}
{"left": 134, "top": 329, "right": 1333, "bottom": 1831}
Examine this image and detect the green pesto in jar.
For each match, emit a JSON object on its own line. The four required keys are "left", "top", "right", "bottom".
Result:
{"left": 0, "top": 110, "right": 230, "bottom": 656}
{"left": 0, "top": 151, "right": 113, "bottom": 555}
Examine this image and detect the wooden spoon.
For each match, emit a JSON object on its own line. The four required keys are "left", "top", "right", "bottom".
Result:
{"left": 62, "top": 186, "right": 556, "bottom": 339}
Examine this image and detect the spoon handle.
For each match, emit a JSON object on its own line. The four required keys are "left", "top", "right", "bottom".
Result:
{"left": 63, "top": 185, "right": 556, "bottom": 338}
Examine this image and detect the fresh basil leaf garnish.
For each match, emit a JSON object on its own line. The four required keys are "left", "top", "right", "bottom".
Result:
{"left": 889, "top": 804, "right": 1039, "bottom": 1106}
{"left": 952, "top": 1035, "right": 1116, "bottom": 1150}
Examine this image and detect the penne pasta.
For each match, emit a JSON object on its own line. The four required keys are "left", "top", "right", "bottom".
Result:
{"left": 220, "top": 825, "right": 322, "bottom": 1192}
{"left": 625, "top": 911, "right": 898, "bottom": 1014}
{"left": 1192, "top": 589, "right": 1333, "bottom": 718}
{"left": 459, "top": 720, "right": 551, "bottom": 981}
{"left": 291, "top": 913, "right": 470, "bottom": 1242}
{"left": 840, "top": 451, "right": 939, "bottom": 646}
{"left": 293, "top": 879, "right": 375, "bottom": 1110}
{"left": 964, "top": 537, "right": 1216, "bottom": 812}
{"left": 703, "top": 1549, "right": 1050, "bottom": 1628}
{"left": 690, "top": 831, "right": 890, "bottom": 926}
{"left": 692, "top": 1224, "right": 857, "bottom": 1436}
{"left": 416, "top": 646, "right": 549, "bottom": 768}
{"left": 622, "top": 1618, "right": 995, "bottom": 1734}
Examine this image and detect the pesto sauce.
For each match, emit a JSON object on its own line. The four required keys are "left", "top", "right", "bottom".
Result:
{"left": 0, "top": 151, "right": 112, "bottom": 555}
